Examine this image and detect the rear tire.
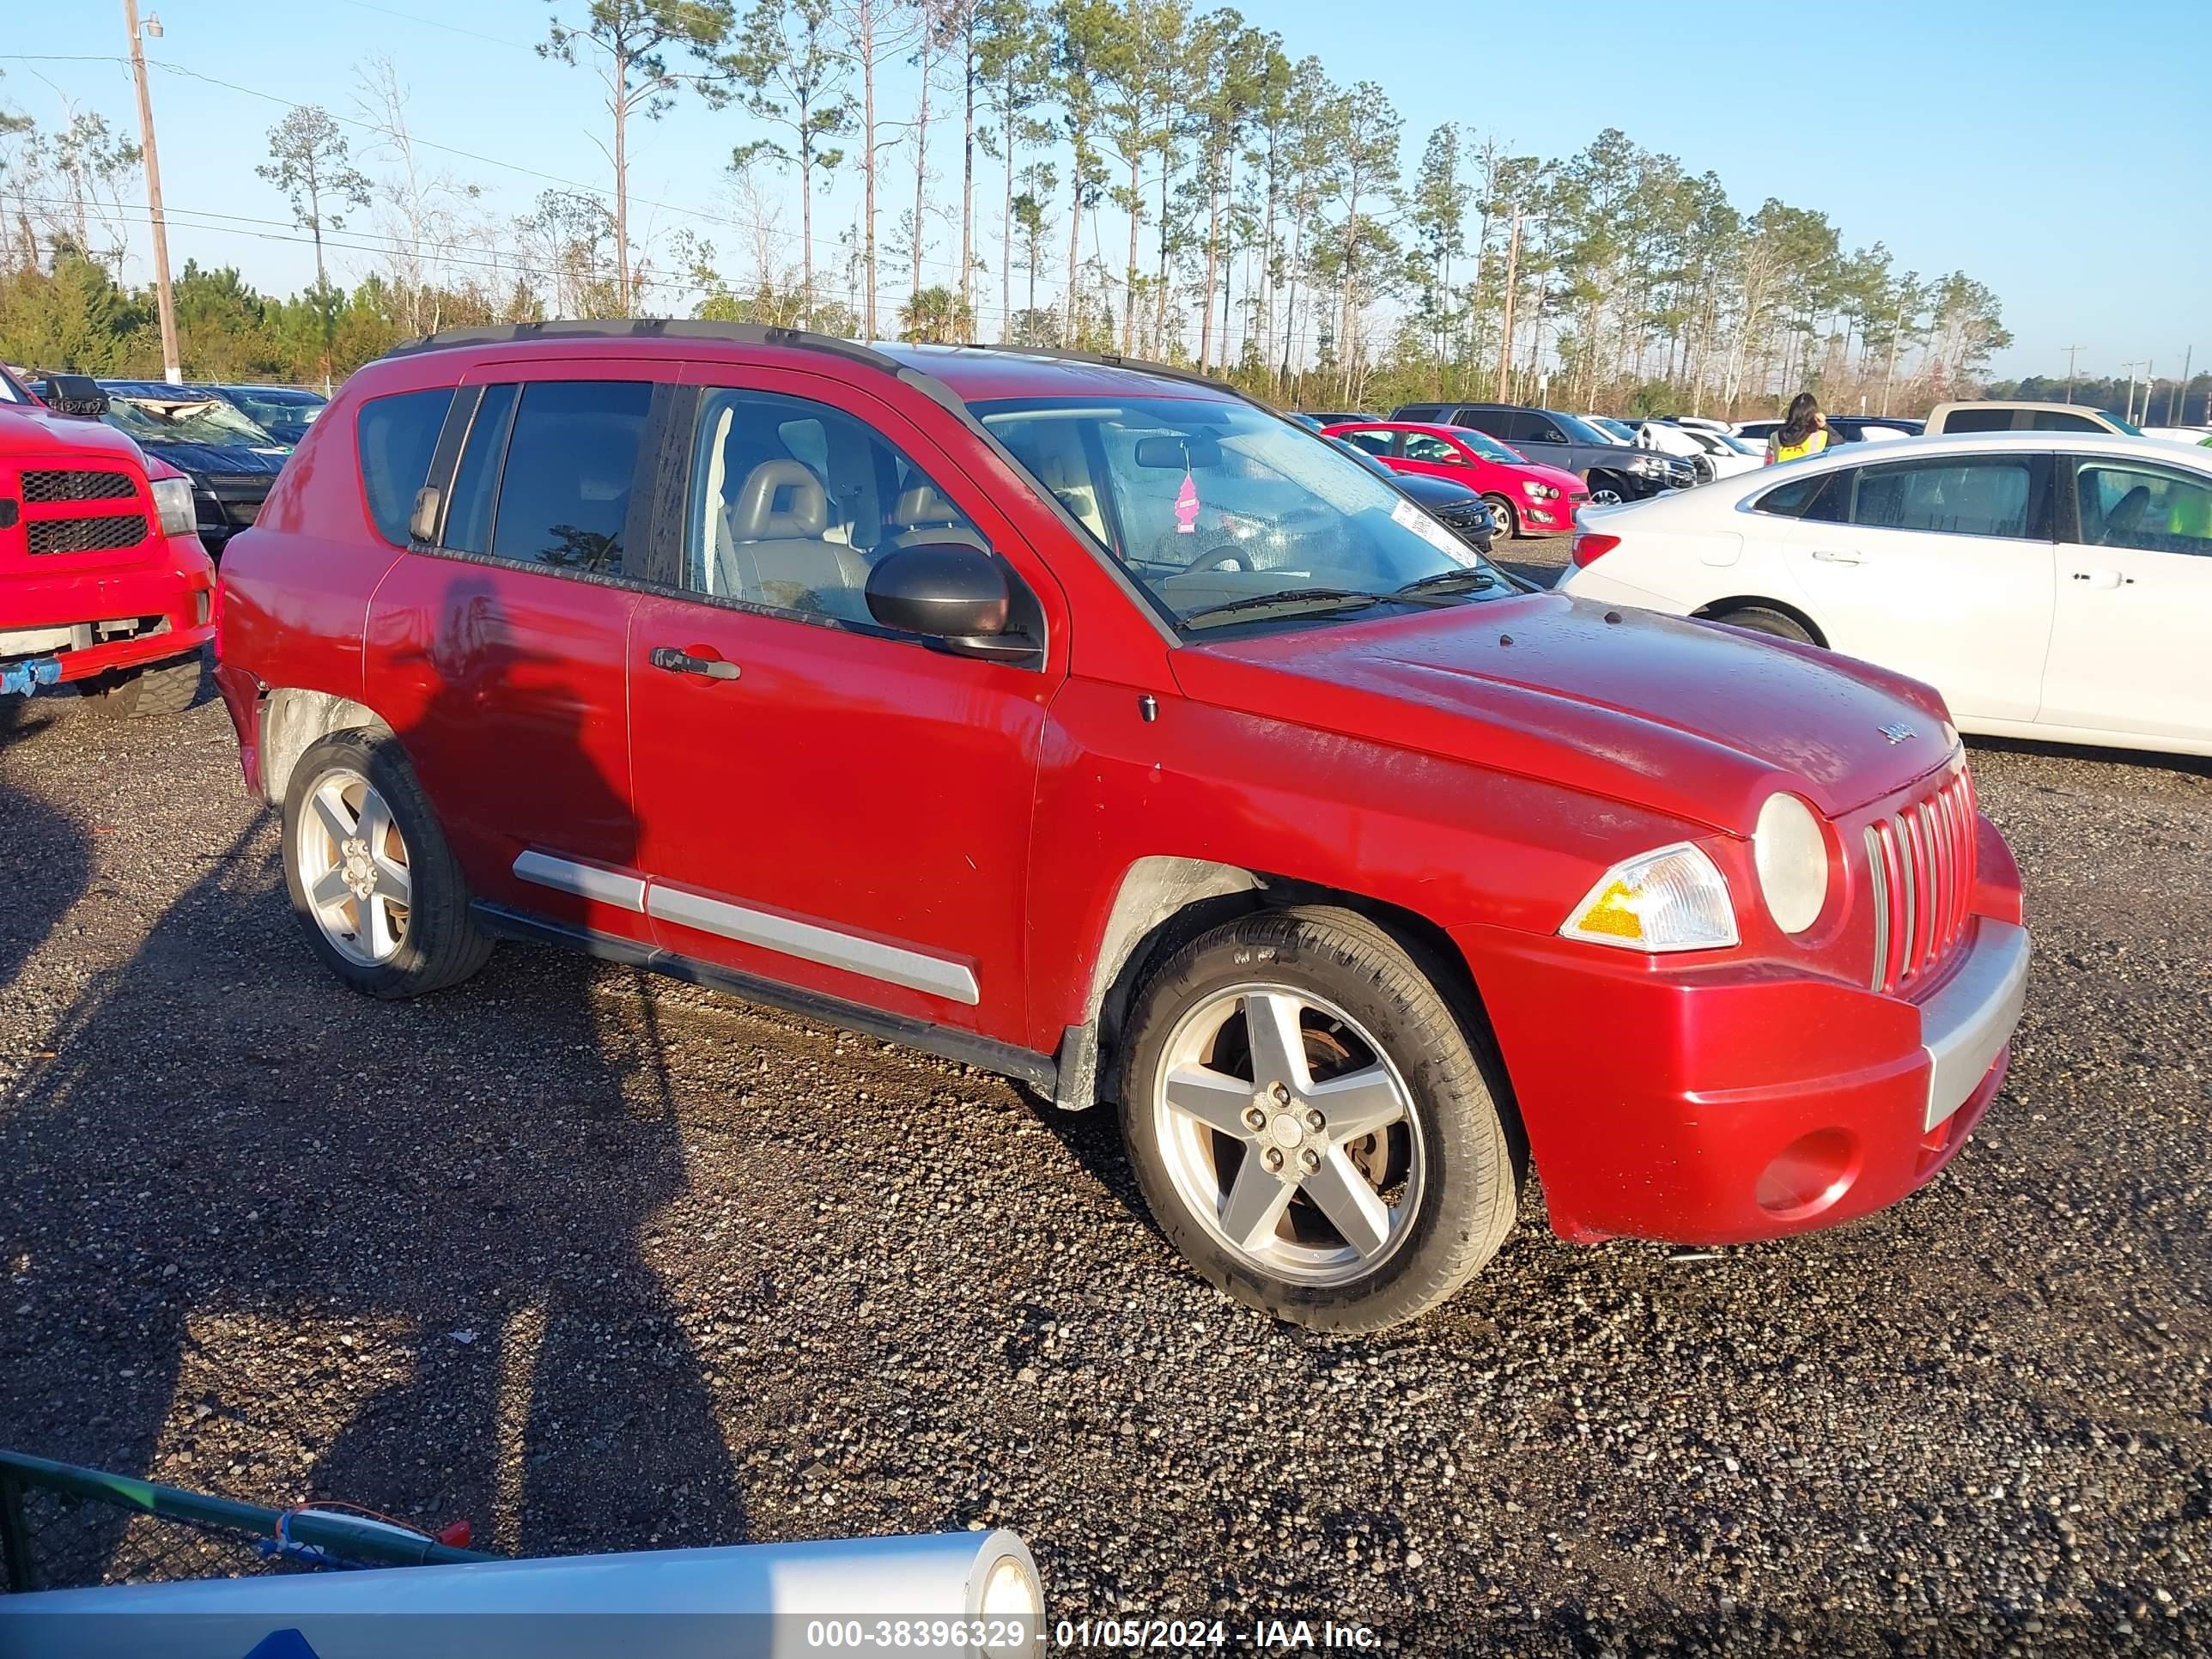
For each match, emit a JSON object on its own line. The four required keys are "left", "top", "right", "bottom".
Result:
{"left": 1117, "top": 907, "right": 1518, "bottom": 1332}
{"left": 1480, "top": 494, "right": 1519, "bottom": 539}
{"left": 88, "top": 649, "right": 204, "bottom": 719}
{"left": 1708, "top": 604, "right": 1816, "bottom": 645}
{"left": 283, "top": 729, "right": 493, "bottom": 1000}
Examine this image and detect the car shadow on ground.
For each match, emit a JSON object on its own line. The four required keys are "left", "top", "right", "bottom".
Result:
{"left": 0, "top": 617, "right": 746, "bottom": 1571}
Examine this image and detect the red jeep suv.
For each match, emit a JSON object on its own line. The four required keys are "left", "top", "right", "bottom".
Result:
{"left": 214, "top": 324, "right": 2030, "bottom": 1330}
{"left": 1, "top": 370, "right": 215, "bottom": 714}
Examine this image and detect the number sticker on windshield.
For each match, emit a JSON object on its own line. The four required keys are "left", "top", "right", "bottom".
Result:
{"left": 1392, "top": 497, "right": 1480, "bottom": 567}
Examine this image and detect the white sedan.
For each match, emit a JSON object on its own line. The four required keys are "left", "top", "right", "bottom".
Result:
{"left": 1557, "top": 431, "right": 2212, "bottom": 755}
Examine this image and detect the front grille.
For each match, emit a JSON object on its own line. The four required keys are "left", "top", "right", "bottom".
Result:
{"left": 1567, "top": 490, "right": 1590, "bottom": 505}
{"left": 27, "top": 513, "right": 149, "bottom": 555}
{"left": 1864, "top": 769, "right": 1978, "bottom": 994}
{"left": 21, "top": 469, "right": 137, "bottom": 503}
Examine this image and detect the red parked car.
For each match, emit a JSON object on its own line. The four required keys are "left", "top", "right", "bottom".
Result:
{"left": 0, "top": 369, "right": 215, "bottom": 714}
{"left": 1324, "top": 419, "right": 1587, "bottom": 538}
{"left": 213, "top": 325, "right": 2029, "bottom": 1331}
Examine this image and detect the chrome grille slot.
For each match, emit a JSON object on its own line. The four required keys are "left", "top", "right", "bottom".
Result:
{"left": 1865, "top": 769, "right": 1978, "bottom": 994}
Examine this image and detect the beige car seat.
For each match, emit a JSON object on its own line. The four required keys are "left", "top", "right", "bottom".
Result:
{"left": 710, "top": 459, "right": 874, "bottom": 619}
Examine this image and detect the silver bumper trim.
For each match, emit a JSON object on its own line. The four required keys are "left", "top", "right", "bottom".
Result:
{"left": 1918, "top": 919, "right": 2030, "bottom": 1132}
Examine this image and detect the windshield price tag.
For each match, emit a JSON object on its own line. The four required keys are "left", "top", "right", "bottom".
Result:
{"left": 1392, "top": 497, "right": 1480, "bottom": 567}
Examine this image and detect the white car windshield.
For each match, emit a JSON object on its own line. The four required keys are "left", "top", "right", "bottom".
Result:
{"left": 974, "top": 395, "right": 1509, "bottom": 628}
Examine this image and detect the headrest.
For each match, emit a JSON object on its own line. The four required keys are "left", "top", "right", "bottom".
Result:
{"left": 892, "top": 483, "right": 955, "bottom": 526}
{"left": 731, "top": 459, "right": 828, "bottom": 539}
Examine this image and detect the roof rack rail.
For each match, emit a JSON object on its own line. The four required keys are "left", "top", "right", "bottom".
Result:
{"left": 379, "top": 319, "right": 907, "bottom": 378}
{"left": 963, "top": 341, "right": 1241, "bottom": 398}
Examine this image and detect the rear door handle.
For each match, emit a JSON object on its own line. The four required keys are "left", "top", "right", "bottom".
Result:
{"left": 649, "top": 646, "right": 741, "bottom": 681}
{"left": 1810, "top": 549, "right": 1860, "bottom": 565}
{"left": 2069, "top": 568, "right": 2126, "bottom": 589}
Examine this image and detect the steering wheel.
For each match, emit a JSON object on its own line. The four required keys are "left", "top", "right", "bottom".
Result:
{"left": 1179, "top": 545, "right": 1249, "bottom": 575}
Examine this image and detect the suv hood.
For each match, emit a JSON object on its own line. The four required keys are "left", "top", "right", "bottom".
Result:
{"left": 0, "top": 403, "right": 149, "bottom": 469}
{"left": 1171, "top": 591, "right": 1954, "bottom": 834}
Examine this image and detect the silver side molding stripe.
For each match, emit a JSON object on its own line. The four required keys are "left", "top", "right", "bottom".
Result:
{"left": 511, "top": 851, "right": 981, "bottom": 1007}
{"left": 514, "top": 850, "right": 646, "bottom": 913}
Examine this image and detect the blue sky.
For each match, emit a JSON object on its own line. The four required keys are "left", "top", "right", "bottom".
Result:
{"left": 9, "top": 0, "right": 2205, "bottom": 381}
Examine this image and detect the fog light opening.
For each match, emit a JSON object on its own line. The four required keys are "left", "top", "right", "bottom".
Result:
{"left": 1753, "top": 1127, "right": 1861, "bottom": 1221}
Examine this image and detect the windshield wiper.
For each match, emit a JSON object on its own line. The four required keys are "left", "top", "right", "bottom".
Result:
{"left": 1179, "top": 586, "right": 1382, "bottom": 629}
{"left": 1392, "top": 567, "right": 1498, "bottom": 602}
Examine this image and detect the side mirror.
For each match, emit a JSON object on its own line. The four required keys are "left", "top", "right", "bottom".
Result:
{"left": 408, "top": 483, "right": 443, "bottom": 544}
{"left": 865, "top": 544, "right": 1036, "bottom": 663}
{"left": 45, "top": 374, "right": 108, "bottom": 417}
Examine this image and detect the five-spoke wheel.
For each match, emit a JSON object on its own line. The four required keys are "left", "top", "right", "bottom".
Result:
{"left": 295, "top": 769, "right": 413, "bottom": 964}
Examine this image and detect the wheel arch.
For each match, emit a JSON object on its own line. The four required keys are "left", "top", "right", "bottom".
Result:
{"left": 1053, "top": 856, "right": 1515, "bottom": 1142}
{"left": 257, "top": 686, "right": 395, "bottom": 806}
{"left": 1692, "top": 594, "right": 1828, "bottom": 647}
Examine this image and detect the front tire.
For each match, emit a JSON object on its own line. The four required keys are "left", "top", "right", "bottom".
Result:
{"left": 87, "top": 649, "right": 204, "bottom": 719}
{"left": 1117, "top": 908, "right": 1519, "bottom": 1332}
{"left": 283, "top": 729, "right": 493, "bottom": 999}
{"left": 1480, "top": 494, "right": 1520, "bottom": 540}
{"left": 1584, "top": 477, "right": 1627, "bottom": 507}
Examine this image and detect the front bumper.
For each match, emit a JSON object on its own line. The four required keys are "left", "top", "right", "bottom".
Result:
{"left": 0, "top": 532, "right": 216, "bottom": 685}
{"left": 1458, "top": 902, "right": 2031, "bottom": 1247}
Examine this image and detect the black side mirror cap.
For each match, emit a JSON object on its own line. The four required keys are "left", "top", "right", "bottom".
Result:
{"left": 44, "top": 374, "right": 108, "bottom": 417}
{"left": 865, "top": 544, "right": 1039, "bottom": 664}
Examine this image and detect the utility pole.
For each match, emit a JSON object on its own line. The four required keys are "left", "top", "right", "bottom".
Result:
{"left": 2171, "top": 345, "right": 2193, "bottom": 425}
{"left": 1493, "top": 212, "right": 1521, "bottom": 403}
{"left": 2141, "top": 358, "right": 2154, "bottom": 426}
{"left": 2060, "top": 343, "right": 2084, "bottom": 404}
{"left": 2120, "top": 360, "right": 2142, "bottom": 422}
{"left": 123, "top": 0, "right": 180, "bottom": 384}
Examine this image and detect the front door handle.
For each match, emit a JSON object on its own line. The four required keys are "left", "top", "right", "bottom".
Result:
{"left": 2069, "top": 568, "right": 2126, "bottom": 589}
{"left": 650, "top": 646, "right": 741, "bottom": 681}
{"left": 1810, "top": 549, "right": 1861, "bottom": 565}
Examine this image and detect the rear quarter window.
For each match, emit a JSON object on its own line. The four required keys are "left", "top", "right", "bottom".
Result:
{"left": 356, "top": 387, "right": 455, "bottom": 544}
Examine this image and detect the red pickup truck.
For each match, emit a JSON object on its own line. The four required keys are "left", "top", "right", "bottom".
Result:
{"left": 213, "top": 325, "right": 2030, "bottom": 1330}
{"left": 0, "top": 371, "right": 215, "bottom": 714}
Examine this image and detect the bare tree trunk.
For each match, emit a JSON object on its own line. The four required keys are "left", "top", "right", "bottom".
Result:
{"left": 612, "top": 44, "right": 631, "bottom": 311}
{"left": 1000, "top": 71, "right": 1014, "bottom": 340}
{"left": 1199, "top": 172, "right": 1220, "bottom": 374}
{"left": 1123, "top": 151, "right": 1140, "bottom": 354}
{"left": 1062, "top": 151, "right": 1081, "bottom": 345}
{"left": 912, "top": 24, "right": 931, "bottom": 307}
{"left": 1493, "top": 213, "right": 1520, "bottom": 401}
{"left": 1154, "top": 156, "right": 1170, "bottom": 346}
{"left": 799, "top": 133, "right": 816, "bottom": 327}
{"left": 861, "top": 0, "right": 878, "bottom": 337}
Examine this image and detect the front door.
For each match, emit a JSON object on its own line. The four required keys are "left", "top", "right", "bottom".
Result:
{"left": 2039, "top": 453, "right": 2212, "bottom": 740}
{"left": 364, "top": 367, "right": 664, "bottom": 937}
{"left": 1778, "top": 451, "right": 2057, "bottom": 724}
{"left": 624, "top": 368, "right": 1063, "bottom": 1042}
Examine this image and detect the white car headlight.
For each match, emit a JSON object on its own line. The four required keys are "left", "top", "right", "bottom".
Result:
{"left": 1753, "top": 792, "right": 1830, "bottom": 934}
{"left": 1561, "top": 842, "right": 1739, "bottom": 953}
{"left": 149, "top": 476, "right": 197, "bottom": 538}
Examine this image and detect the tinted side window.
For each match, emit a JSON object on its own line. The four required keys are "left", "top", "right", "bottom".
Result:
{"left": 1400, "top": 434, "right": 1463, "bottom": 465}
{"left": 1755, "top": 469, "right": 1849, "bottom": 523}
{"left": 1456, "top": 409, "right": 1512, "bottom": 438}
{"left": 1850, "top": 457, "right": 2040, "bottom": 539}
{"left": 1525, "top": 416, "right": 1567, "bottom": 444}
{"left": 1940, "top": 407, "right": 2017, "bottom": 434}
{"left": 484, "top": 381, "right": 652, "bottom": 574}
{"left": 2026, "top": 409, "right": 2100, "bottom": 432}
{"left": 356, "top": 387, "right": 453, "bottom": 544}
{"left": 1395, "top": 405, "right": 1446, "bottom": 422}
{"left": 2075, "top": 461, "right": 2212, "bottom": 556}
{"left": 686, "top": 387, "right": 985, "bottom": 624}
{"left": 1337, "top": 428, "right": 1395, "bottom": 456}
{"left": 441, "top": 385, "right": 516, "bottom": 555}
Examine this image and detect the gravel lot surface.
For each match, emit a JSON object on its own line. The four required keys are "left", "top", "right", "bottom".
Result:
{"left": 3, "top": 605, "right": 2208, "bottom": 1654}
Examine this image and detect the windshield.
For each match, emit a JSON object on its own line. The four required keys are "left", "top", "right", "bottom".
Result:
{"left": 0, "top": 367, "right": 27, "bottom": 405}
{"left": 1444, "top": 425, "right": 1525, "bottom": 465}
{"left": 105, "top": 393, "right": 280, "bottom": 448}
{"left": 1589, "top": 416, "right": 1635, "bottom": 443}
{"left": 1547, "top": 410, "right": 1613, "bottom": 446}
{"left": 973, "top": 395, "right": 1509, "bottom": 627}
{"left": 1715, "top": 431, "right": 1761, "bottom": 455}
{"left": 2104, "top": 411, "right": 2144, "bottom": 437}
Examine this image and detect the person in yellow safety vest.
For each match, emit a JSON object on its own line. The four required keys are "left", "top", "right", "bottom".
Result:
{"left": 1765, "top": 392, "right": 1831, "bottom": 465}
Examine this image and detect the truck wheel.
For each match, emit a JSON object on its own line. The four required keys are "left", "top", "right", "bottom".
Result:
{"left": 1480, "top": 494, "right": 1519, "bottom": 539}
{"left": 1117, "top": 908, "right": 1519, "bottom": 1332}
{"left": 88, "top": 650, "right": 204, "bottom": 719}
{"left": 1709, "top": 603, "right": 1815, "bottom": 645}
{"left": 1585, "top": 477, "right": 1627, "bottom": 507}
{"left": 282, "top": 729, "right": 493, "bottom": 999}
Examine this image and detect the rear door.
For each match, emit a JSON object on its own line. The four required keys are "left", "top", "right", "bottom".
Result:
{"left": 1776, "top": 451, "right": 2057, "bottom": 722}
{"left": 363, "top": 363, "right": 668, "bottom": 939}
{"left": 1500, "top": 410, "right": 1577, "bottom": 473}
{"left": 1394, "top": 430, "right": 1480, "bottom": 484}
{"left": 2039, "top": 453, "right": 2212, "bottom": 740}
{"left": 622, "top": 365, "right": 1063, "bottom": 1042}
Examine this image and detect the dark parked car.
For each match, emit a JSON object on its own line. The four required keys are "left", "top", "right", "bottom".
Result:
{"left": 1328, "top": 436, "right": 1498, "bottom": 552}
{"left": 210, "top": 383, "right": 328, "bottom": 447}
{"left": 52, "top": 380, "right": 295, "bottom": 556}
{"left": 1297, "top": 410, "right": 1374, "bottom": 428}
{"left": 1390, "top": 402, "right": 1694, "bottom": 501}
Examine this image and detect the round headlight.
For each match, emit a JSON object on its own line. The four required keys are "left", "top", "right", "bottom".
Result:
{"left": 1753, "top": 793, "right": 1829, "bottom": 935}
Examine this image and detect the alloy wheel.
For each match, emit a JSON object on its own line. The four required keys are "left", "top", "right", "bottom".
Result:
{"left": 295, "top": 768, "right": 413, "bottom": 965}
{"left": 1589, "top": 487, "right": 1625, "bottom": 507}
{"left": 1152, "top": 983, "right": 1425, "bottom": 1286}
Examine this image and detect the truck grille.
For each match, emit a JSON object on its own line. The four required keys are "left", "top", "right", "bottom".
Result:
{"left": 1864, "top": 770, "right": 1978, "bottom": 994}
{"left": 21, "top": 469, "right": 137, "bottom": 503}
{"left": 27, "top": 513, "right": 149, "bottom": 555}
